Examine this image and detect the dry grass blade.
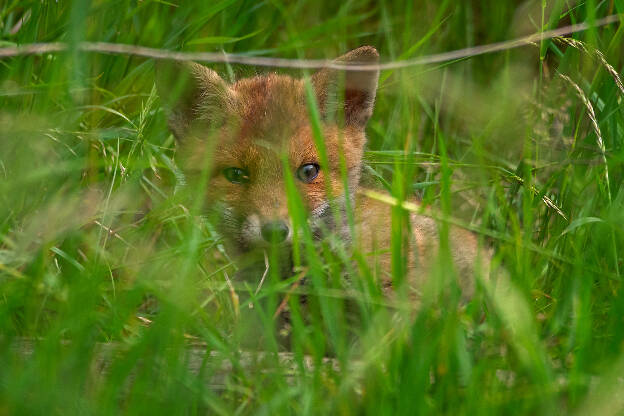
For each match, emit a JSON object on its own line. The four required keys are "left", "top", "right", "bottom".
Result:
{"left": 254, "top": 250, "right": 270, "bottom": 296}
{"left": 273, "top": 268, "right": 307, "bottom": 320}
{"left": 223, "top": 271, "right": 240, "bottom": 319}
{"left": 556, "top": 37, "right": 624, "bottom": 95}
{"left": 0, "top": 15, "right": 621, "bottom": 70}
{"left": 558, "top": 73, "right": 611, "bottom": 198}
{"left": 11, "top": 338, "right": 341, "bottom": 389}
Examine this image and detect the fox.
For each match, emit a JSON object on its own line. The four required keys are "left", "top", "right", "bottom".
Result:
{"left": 155, "top": 46, "right": 490, "bottom": 300}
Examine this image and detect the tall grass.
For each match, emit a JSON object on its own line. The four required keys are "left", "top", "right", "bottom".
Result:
{"left": 1, "top": 1, "right": 623, "bottom": 414}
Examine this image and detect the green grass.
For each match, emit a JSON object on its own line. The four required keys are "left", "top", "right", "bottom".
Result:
{"left": 1, "top": 0, "right": 623, "bottom": 414}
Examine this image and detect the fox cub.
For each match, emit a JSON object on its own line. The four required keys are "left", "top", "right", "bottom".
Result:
{"left": 156, "top": 46, "right": 489, "bottom": 298}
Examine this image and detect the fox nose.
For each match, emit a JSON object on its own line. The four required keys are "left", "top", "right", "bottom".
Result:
{"left": 261, "top": 221, "right": 289, "bottom": 243}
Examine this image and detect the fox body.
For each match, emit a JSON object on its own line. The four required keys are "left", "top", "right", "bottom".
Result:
{"left": 156, "top": 46, "right": 488, "bottom": 295}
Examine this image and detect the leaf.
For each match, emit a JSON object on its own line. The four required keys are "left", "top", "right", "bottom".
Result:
{"left": 50, "top": 247, "right": 85, "bottom": 272}
{"left": 560, "top": 217, "right": 604, "bottom": 236}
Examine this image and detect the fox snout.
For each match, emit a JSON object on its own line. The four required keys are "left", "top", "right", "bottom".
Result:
{"left": 260, "top": 220, "right": 290, "bottom": 243}
{"left": 251, "top": 195, "right": 292, "bottom": 245}
{"left": 236, "top": 212, "right": 293, "bottom": 250}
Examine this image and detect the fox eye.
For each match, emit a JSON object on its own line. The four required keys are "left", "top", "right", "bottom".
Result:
{"left": 223, "top": 167, "right": 250, "bottom": 184}
{"left": 296, "top": 163, "right": 320, "bottom": 183}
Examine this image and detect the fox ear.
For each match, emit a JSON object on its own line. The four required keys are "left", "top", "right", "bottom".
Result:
{"left": 311, "top": 46, "right": 380, "bottom": 127}
{"left": 155, "top": 60, "right": 235, "bottom": 140}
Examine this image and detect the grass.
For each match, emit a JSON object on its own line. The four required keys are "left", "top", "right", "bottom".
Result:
{"left": 1, "top": 0, "right": 623, "bottom": 414}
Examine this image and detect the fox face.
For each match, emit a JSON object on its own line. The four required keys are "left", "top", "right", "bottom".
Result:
{"left": 156, "top": 47, "right": 379, "bottom": 254}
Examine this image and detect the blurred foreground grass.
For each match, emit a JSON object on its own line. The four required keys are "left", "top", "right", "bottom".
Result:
{"left": 1, "top": 1, "right": 623, "bottom": 414}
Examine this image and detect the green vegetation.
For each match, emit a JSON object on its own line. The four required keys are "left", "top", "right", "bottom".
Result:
{"left": 1, "top": 1, "right": 623, "bottom": 414}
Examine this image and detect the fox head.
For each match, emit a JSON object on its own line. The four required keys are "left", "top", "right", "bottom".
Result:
{"left": 156, "top": 46, "right": 379, "bottom": 254}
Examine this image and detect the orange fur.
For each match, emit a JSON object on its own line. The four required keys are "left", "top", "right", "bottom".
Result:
{"left": 156, "top": 46, "right": 489, "bottom": 297}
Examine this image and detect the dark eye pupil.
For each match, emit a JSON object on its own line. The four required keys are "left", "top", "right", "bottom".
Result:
{"left": 297, "top": 163, "right": 319, "bottom": 183}
{"left": 223, "top": 167, "right": 249, "bottom": 184}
